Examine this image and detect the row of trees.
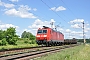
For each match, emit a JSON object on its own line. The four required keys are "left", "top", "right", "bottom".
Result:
{"left": 0, "top": 27, "right": 36, "bottom": 46}
{"left": 77, "top": 39, "right": 90, "bottom": 43}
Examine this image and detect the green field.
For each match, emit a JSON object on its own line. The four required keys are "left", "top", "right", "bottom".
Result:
{"left": 37, "top": 44, "right": 90, "bottom": 60}
{"left": 0, "top": 39, "right": 38, "bottom": 50}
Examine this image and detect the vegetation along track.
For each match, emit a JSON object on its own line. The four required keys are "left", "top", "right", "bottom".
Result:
{"left": 0, "top": 44, "right": 79, "bottom": 60}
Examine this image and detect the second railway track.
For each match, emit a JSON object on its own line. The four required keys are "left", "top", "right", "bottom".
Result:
{"left": 0, "top": 44, "right": 79, "bottom": 60}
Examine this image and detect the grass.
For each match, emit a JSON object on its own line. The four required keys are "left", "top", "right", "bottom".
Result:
{"left": 0, "top": 39, "right": 38, "bottom": 50}
{"left": 37, "top": 44, "right": 90, "bottom": 60}
{"left": 0, "top": 44, "right": 38, "bottom": 50}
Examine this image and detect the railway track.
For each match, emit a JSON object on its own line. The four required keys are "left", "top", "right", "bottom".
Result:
{"left": 0, "top": 44, "right": 79, "bottom": 60}
{"left": 0, "top": 45, "right": 48, "bottom": 56}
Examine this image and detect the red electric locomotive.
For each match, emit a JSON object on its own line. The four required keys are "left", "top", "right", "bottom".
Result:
{"left": 36, "top": 26, "right": 64, "bottom": 46}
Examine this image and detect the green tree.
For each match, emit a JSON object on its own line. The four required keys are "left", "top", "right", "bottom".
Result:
{"left": 21, "top": 31, "right": 36, "bottom": 40}
{"left": 5, "top": 27, "right": 19, "bottom": 45}
{"left": 21, "top": 31, "right": 26, "bottom": 38}
{"left": 21, "top": 31, "right": 30, "bottom": 38}
{"left": 0, "top": 30, "right": 4, "bottom": 40}
{"left": 1, "top": 38, "right": 8, "bottom": 46}
{"left": 30, "top": 33, "right": 36, "bottom": 40}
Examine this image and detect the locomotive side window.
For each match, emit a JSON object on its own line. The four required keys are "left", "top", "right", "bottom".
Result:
{"left": 43, "top": 30, "right": 47, "bottom": 33}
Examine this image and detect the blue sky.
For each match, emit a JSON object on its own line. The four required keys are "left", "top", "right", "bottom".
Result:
{"left": 0, "top": 0, "right": 90, "bottom": 39}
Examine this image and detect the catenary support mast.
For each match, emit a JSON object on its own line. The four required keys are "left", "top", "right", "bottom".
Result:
{"left": 83, "top": 21, "right": 86, "bottom": 44}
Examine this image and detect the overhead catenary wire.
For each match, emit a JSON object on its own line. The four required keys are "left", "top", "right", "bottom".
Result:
{"left": 41, "top": 0, "right": 86, "bottom": 40}
{"left": 46, "top": 0, "right": 83, "bottom": 35}
{"left": 41, "top": 0, "right": 67, "bottom": 30}
{"left": 48, "top": 0, "right": 71, "bottom": 21}
{"left": 7, "top": 0, "right": 66, "bottom": 23}
{"left": 60, "top": 0, "right": 87, "bottom": 39}
{"left": 41, "top": 0, "right": 67, "bottom": 23}
{"left": 41, "top": 0, "right": 82, "bottom": 29}
{"left": 48, "top": 0, "right": 73, "bottom": 30}
{"left": 48, "top": 0, "right": 83, "bottom": 29}
{"left": 6, "top": 0, "right": 62, "bottom": 29}
{"left": 60, "top": 0, "right": 83, "bottom": 29}
{"left": 60, "top": 0, "right": 78, "bottom": 18}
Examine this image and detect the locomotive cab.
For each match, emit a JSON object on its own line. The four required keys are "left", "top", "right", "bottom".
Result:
{"left": 36, "top": 26, "right": 50, "bottom": 45}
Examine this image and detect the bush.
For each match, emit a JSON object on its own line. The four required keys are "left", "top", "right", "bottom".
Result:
{"left": 31, "top": 40, "right": 36, "bottom": 44}
{"left": 7, "top": 37, "right": 18, "bottom": 45}
{"left": 1, "top": 38, "right": 8, "bottom": 46}
{"left": 0, "top": 42, "right": 2, "bottom": 46}
{"left": 24, "top": 40, "right": 28, "bottom": 44}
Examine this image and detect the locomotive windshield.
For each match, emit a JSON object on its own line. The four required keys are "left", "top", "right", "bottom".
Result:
{"left": 37, "top": 30, "right": 47, "bottom": 34}
{"left": 37, "top": 30, "right": 42, "bottom": 34}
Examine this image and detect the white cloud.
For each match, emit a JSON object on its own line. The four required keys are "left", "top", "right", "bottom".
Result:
{"left": 69, "top": 19, "right": 84, "bottom": 24}
{"left": 22, "top": 19, "right": 55, "bottom": 35}
{"left": 69, "top": 19, "right": 90, "bottom": 33}
{"left": 65, "top": 29, "right": 71, "bottom": 33}
{"left": 19, "top": 5, "right": 31, "bottom": 11}
{"left": 33, "top": 8, "right": 37, "bottom": 11}
{"left": 69, "top": 19, "right": 84, "bottom": 28}
{"left": 0, "top": 0, "right": 15, "bottom": 8}
{"left": 28, "top": 19, "right": 56, "bottom": 35}
{"left": 58, "top": 28, "right": 64, "bottom": 31}
{"left": 0, "top": 24, "right": 19, "bottom": 30}
{"left": 0, "top": 0, "right": 3, "bottom": 6}
{"left": 84, "top": 28, "right": 90, "bottom": 33}
{"left": 50, "top": 19, "right": 55, "bottom": 22}
{"left": 0, "top": 21, "right": 19, "bottom": 30}
{"left": 0, "top": 20, "right": 21, "bottom": 36}
{"left": 0, "top": 1, "right": 37, "bottom": 18}
{"left": 28, "top": 19, "right": 51, "bottom": 29}
{"left": 71, "top": 31, "right": 82, "bottom": 34}
{"left": 5, "top": 6, "right": 37, "bottom": 18}
{"left": 50, "top": 7, "right": 56, "bottom": 11}
{"left": 50, "top": 6, "right": 66, "bottom": 12}
{"left": 9, "top": 0, "right": 18, "bottom": 2}
{"left": 68, "top": 19, "right": 90, "bottom": 39}
{"left": 71, "top": 24, "right": 81, "bottom": 28}
{"left": 4, "top": 3, "right": 15, "bottom": 8}
{"left": 64, "top": 29, "right": 84, "bottom": 39}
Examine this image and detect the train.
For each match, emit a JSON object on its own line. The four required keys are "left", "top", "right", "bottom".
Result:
{"left": 36, "top": 26, "right": 77, "bottom": 46}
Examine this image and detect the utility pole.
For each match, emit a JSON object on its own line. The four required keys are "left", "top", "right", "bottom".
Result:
{"left": 83, "top": 21, "right": 86, "bottom": 44}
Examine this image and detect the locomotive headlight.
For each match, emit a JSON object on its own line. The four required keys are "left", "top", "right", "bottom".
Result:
{"left": 43, "top": 35, "right": 47, "bottom": 37}
{"left": 36, "top": 35, "right": 40, "bottom": 37}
